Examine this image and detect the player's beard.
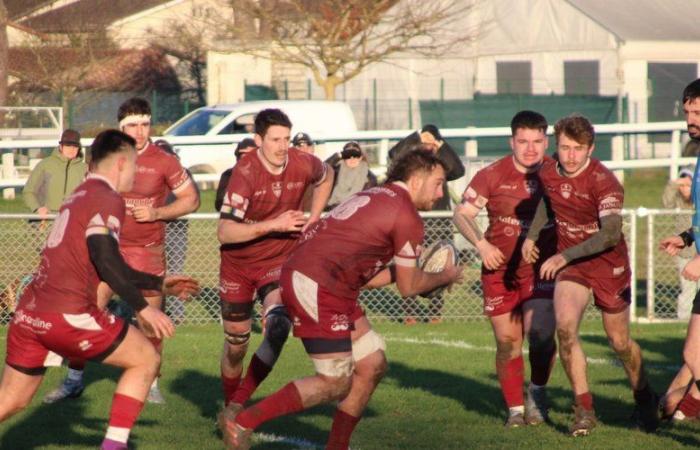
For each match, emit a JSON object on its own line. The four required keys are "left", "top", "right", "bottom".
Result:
{"left": 688, "top": 125, "right": 700, "bottom": 140}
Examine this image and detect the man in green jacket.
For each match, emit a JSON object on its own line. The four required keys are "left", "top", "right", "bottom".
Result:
{"left": 23, "top": 129, "right": 87, "bottom": 217}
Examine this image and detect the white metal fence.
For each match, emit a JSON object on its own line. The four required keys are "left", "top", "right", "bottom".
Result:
{"left": 6, "top": 208, "right": 693, "bottom": 326}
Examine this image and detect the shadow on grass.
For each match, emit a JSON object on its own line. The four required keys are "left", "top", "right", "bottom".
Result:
{"left": 0, "top": 363, "right": 158, "bottom": 449}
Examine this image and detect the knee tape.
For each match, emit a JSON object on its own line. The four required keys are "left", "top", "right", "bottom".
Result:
{"left": 313, "top": 356, "right": 354, "bottom": 377}
{"left": 352, "top": 330, "right": 386, "bottom": 362}
{"left": 225, "top": 330, "right": 251, "bottom": 346}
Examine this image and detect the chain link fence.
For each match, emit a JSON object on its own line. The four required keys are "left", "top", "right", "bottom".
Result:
{"left": 0, "top": 209, "right": 684, "bottom": 325}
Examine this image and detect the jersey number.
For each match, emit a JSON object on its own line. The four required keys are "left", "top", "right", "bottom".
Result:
{"left": 46, "top": 209, "right": 70, "bottom": 248}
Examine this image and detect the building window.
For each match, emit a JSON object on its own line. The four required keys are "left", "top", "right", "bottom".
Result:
{"left": 497, "top": 62, "right": 531, "bottom": 94}
{"left": 564, "top": 61, "right": 599, "bottom": 95}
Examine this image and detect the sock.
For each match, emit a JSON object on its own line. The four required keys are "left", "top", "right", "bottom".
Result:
{"left": 529, "top": 343, "right": 556, "bottom": 386}
{"left": 67, "top": 368, "right": 84, "bottom": 383}
{"left": 326, "top": 409, "right": 361, "bottom": 450}
{"left": 678, "top": 393, "right": 700, "bottom": 418}
{"left": 232, "top": 355, "right": 272, "bottom": 405}
{"left": 508, "top": 405, "right": 525, "bottom": 416}
{"left": 575, "top": 392, "right": 594, "bottom": 411}
{"left": 236, "top": 382, "right": 304, "bottom": 430}
{"left": 496, "top": 355, "right": 524, "bottom": 408}
{"left": 529, "top": 382, "right": 545, "bottom": 392}
{"left": 222, "top": 373, "right": 241, "bottom": 406}
{"left": 104, "top": 393, "right": 144, "bottom": 444}
{"left": 633, "top": 382, "right": 653, "bottom": 404}
{"left": 150, "top": 378, "right": 159, "bottom": 390}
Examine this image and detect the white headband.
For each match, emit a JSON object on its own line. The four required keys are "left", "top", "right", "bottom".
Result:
{"left": 119, "top": 114, "right": 151, "bottom": 129}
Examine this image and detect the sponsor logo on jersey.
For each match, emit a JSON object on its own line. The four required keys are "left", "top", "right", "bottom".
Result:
{"left": 272, "top": 182, "right": 283, "bottom": 197}
{"left": 560, "top": 183, "right": 573, "bottom": 199}
{"left": 253, "top": 190, "right": 266, "bottom": 197}
{"left": 219, "top": 280, "right": 241, "bottom": 294}
{"left": 14, "top": 309, "right": 52, "bottom": 330}
{"left": 330, "top": 314, "right": 350, "bottom": 331}
{"left": 504, "top": 226, "right": 515, "bottom": 237}
{"left": 286, "top": 181, "right": 304, "bottom": 191}
{"left": 79, "top": 340, "right": 93, "bottom": 351}
{"left": 599, "top": 195, "right": 621, "bottom": 210}
{"left": 137, "top": 166, "right": 157, "bottom": 174}
{"left": 573, "top": 191, "right": 590, "bottom": 200}
{"left": 484, "top": 295, "right": 504, "bottom": 312}
{"left": 498, "top": 184, "right": 517, "bottom": 190}
{"left": 613, "top": 266, "right": 625, "bottom": 276}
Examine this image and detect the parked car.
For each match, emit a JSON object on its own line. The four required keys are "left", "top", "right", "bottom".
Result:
{"left": 161, "top": 100, "right": 358, "bottom": 176}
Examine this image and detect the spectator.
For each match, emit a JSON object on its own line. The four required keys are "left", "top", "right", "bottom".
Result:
{"left": 215, "top": 138, "right": 257, "bottom": 212}
{"left": 325, "top": 141, "right": 377, "bottom": 210}
{"left": 389, "top": 125, "right": 466, "bottom": 323}
{"left": 292, "top": 132, "right": 314, "bottom": 154}
{"left": 662, "top": 165, "right": 696, "bottom": 320}
{"left": 23, "top": 129, "right": 87, "bottom": 217}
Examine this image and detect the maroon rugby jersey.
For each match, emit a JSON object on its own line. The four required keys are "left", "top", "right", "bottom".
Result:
{"left": 284, "top": 182, "right": 424, "bottom": 299}
{"left": 20, "top": 174, "right": 124, "bottom": 314}
{"left": 121, "top": 142, "right": 191, "bottom": 247}
{"left": 220, "top": 148, "right": 326, "bottom": 266}
{"left": 462, "top": 155, "right": 556, "bottom": 274}
{"left": 538, "top": 157, "right": 629, "bottom": 277}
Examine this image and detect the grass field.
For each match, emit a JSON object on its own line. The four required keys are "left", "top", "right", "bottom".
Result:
{"left": 0, "top": 321, "right": 696, "bottom": 449}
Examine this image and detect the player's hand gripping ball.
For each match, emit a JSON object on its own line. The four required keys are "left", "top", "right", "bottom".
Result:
{"left": 418, "top": 239, "right": 458, "bottom": 298}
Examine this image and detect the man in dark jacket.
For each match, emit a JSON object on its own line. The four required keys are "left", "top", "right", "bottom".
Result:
{"left": 389, "top": 125, "right": 466, "bottom": 323}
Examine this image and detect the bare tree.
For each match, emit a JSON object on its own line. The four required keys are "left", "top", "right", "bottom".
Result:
{"left": 226, "top": 0, "right": 480, "bottom": 100}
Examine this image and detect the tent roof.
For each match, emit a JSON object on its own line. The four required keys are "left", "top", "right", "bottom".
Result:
{"left": 568, "top": 0, "right": 700, "bottom": 41}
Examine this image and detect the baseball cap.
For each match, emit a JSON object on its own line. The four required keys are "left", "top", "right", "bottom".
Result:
{"left": 292, "top": 132, "right": 312, "bottom": 146}
{"left": 59, "top": 129, "right": 81, "bottom": 147}
{"left": 679, "top": 165, "right": 695, "bottom": 179}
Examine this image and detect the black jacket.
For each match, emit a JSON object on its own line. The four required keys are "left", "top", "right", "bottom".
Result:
{"left": 388, "top": 131, "right": 465, "bottom": 210}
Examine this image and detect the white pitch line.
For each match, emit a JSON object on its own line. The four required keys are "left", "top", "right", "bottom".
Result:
{"left": 384, "top": 335, "right": 681, "bottom": 371}
{"left": 254, "top": 432, "right": 322, "bottom": 449}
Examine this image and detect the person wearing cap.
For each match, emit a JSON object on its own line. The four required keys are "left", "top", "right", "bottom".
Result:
{"left": 215, "top": 138, "right": 257, "bottom": 211}
{"left": 292, "top": 132, "right": 314, "bottom": 155}
{"left": 23, "top": 128, "right": 87, "bottom": 218}
{"left": 324, "top": 141, "right": 377, "bottom": 210}
{"left": 661, "top": 165, "right": 696, "bottom": 320}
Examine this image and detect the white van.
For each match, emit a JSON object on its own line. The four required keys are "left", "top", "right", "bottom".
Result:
{"left": 162, "top": 100, "right": 357, "bottom": 175}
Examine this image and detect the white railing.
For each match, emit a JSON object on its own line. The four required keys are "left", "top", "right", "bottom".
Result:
{"left": 0, "top": 120, "right": 693, "bottom": 188}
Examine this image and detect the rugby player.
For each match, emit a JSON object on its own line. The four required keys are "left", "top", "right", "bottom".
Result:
{"left": 0, "top": 129, "right": 199, "bottom": 450}
{"left": 658, "top": 78, "right": 700, "bottom": 421}
{"left": 217, "top": 109, "right": 334, "bottom": 413}
{"left": 44, "top": 98, "right": 200, "bottom": 405}
{"left": 523, "top": 114, "right": 659, "bottom": 435}
{"left": 220, "top": 149, "right": 464, "bottom": 450}
{"left": 454, "top": 111, "right": 556, "bottom": 427}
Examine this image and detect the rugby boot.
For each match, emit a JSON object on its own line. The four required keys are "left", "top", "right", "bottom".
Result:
{"left": 504, "top": 411, "right": 526, "bottom": 428}
{"left": 632, "top": 390, "right": 660, "bottom": 432}
{"left": 525, "top": 386, "right": 548, "bottom": 425}
{"left": 147, "top": 384, "right": 166, "bottom": 404}
{"left": 218, "top": 403, "right": 251, "bottom": 450}
{"left": 43, "top": 377, "right": 84, "bottom": 404}
{"left": 570, "top": 405, "right": 597, "bottom": 436}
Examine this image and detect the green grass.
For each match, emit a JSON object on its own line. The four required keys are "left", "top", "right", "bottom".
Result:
{"left": 0, "top": 321, "right": 696, "bottom": 449}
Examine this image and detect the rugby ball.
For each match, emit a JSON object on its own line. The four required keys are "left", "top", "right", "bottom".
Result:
{"left": 417, "top": 240, "right": 458, "bottom": 298}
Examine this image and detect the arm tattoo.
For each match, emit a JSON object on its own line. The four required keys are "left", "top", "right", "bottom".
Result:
{"left": 454, "top": 210, "right": 484, "bottom": 246}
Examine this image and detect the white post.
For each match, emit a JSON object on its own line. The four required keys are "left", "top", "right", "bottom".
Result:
{"left": 611, "top": 135, "right": 624, "bottom": 183}
{"left": 670, "top": 129, "right": 681, "bottom": 180}
{"left": 2, "top": 153, "right": 15, "bottom": 200}
{"left": 378, "top": 138, "right": 389, "bottom": 167}
{"left": 465, "top": 128, "right": 478, "bottom": 157}
{"left": 629, "top": 209, "right": 637, "bottom": 322}
{"left": 646, "top": 214, "right": 655, "bottom": 321}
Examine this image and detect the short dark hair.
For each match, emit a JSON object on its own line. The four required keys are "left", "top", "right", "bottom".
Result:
{"left": 554, "top": 114, "right": 595, "bottom": 147}
{"left": 683, "top": 79, "right": 700, "bottom": 105}
{"left": 118, "top": 97, "right": 151, "bottom": 122}
{"left": 385, "top": 145, "right": 446, "bottom": 183}
{"left": 511, "top": 110, "right": 548, "bottom": 135}
{"left": 90, "top": 129, "right": 136, "bottom": 167}
{"left": 254, "top": 109, "right": 292, "bottom": 137}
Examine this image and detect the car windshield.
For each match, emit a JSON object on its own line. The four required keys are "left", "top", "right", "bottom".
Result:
{"left": 165, "top": 109, "right": 231, "bottom": 136}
